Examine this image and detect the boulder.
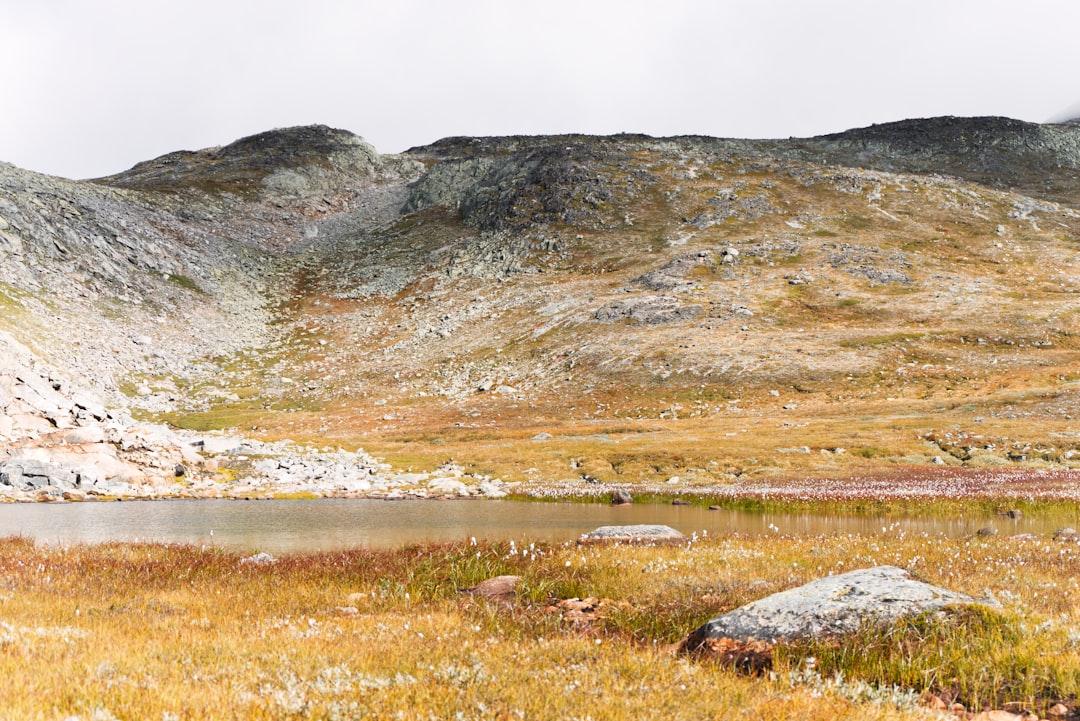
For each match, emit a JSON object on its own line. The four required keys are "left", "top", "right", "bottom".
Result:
{"left": 462, "top": 575, "right": 521, "bottom": 601}
{"left": 13, "top": 373, "right": 72, "bottom": 417}
{"left": 686, "top": 566, "right": 996, "bottom": 645}
{"left": 478, "top": 480, "right": 507, "bottom": 499}
{"left": 428, "top": 477, "right": 470, "bottom": 496}
{"left": 70, "top": 390, "right": 108, "bottom": 421}
{"left": 0, "top": 459, "right": 78, "bottom": 490}
{"left": 610, "top": 489, "right": 633, "bottom": 506}
{"left": 579, "top": 524, "right": 685, "bottom": 543}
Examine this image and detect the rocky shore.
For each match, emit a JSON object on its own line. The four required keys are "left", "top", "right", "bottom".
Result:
{"left": 0, "top": 332, "right": 510, "bottom": 503}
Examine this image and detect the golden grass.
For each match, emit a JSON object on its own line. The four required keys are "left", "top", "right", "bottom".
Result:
{"left": 1, "top": 527, "right": 1078, "bottom": 719}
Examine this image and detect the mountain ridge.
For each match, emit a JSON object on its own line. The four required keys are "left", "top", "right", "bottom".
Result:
{"left": 1, "top": 115, "right": 1078, "bottom": 499}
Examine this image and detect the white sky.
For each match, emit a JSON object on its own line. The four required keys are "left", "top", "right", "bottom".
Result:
{"left": 3, "top": 0, "right": 1079, "bottom": 179}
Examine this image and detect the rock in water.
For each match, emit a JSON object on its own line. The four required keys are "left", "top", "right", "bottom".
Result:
{"left": 610, "top": 489, "right": 633, "bottom": 505}
{"left": 579, "top": 524, "right": 685, "bottom": 543}
{"left": 686, "top": 566, "right": 996, "bottom": 645}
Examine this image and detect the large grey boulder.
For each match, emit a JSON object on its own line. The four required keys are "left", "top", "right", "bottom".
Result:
{"left": 688, "top": 566, "right": 995, "bottom": 644}
{"left": 579, "top": 524, "right": 685, "bottom": 543}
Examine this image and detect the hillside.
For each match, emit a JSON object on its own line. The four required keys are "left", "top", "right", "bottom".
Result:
{"left": 1, "top": 118, "right": 1079, "bottom": 498}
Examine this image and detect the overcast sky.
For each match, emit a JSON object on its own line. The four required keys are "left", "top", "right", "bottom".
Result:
{"left": 3, "top": 0, "right": 1079, "bottom": 179}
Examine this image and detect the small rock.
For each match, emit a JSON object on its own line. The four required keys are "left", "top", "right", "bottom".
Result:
{"left": 1005, "top": 509, "right": 1023, "bottom": 519}
{"left": 919, "top": 691, "right": 947, "bottom": 711}
{"left": 610, "top": 489, "right": 633, "bottom": 506}
{"left": 462, "top": 575, "right": 521, "bottom": 601}
{"left": 240, "top": 552, "right": 276, "bottom": 565}
{"left": 976, "top": 527, "right": 998, "bottom": 537}
{"left": 971, "top": 711, "right": 1022, "bottom": 721}
{"left": 174, "top": 463, "right": 186, "bottom": 477}
{"left": 672, "top": 499, "right": 692, "bottom": 506}
{"left": 1054, "top": 528, "right": 1078, "bottom": 542}
{"left": 1048, "top": 703, "right": 1069, "bottom": 717}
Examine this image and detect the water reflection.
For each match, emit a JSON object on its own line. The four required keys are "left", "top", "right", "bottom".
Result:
{"left": 0, "top": 498, "right": 1067, "bottom": 554}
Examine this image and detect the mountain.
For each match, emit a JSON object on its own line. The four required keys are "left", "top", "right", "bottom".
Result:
{"left": 1, "top": 117, "right": 1078, "bottom": 497}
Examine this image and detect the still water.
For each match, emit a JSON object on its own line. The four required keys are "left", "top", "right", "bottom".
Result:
{"left": 0, "top": 499, "right": 1071, "bottom": 554}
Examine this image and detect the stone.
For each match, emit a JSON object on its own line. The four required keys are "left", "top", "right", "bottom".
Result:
{"left": 579, "top": 524, "right": 685, "bottom": 544}
{"left": 13, "top": 373, "right": 71, "bottom": 417}
{"left": 685, "top": 566, "right": 997, "bottom": 645}
{"left": 462, "top": 575, "right": 521, "bottom": 601}
{"left": 428, "top": 477, "right": 470, "bottom": 496}
{"left": 478, "top": 481, "right": 507, "bottom": 499}
{"left": 1048, "top": 703, "right": 1069, "bottom": 717}
{"left": 198, "top": 436, "right": 245, "bottom": 454}
{"left": 971, "top": 711, "right": 1022, "bottom": 721}
{"left": 919, "top": 691, "right": 948, "bottom": 710}
{"left": 1053, "top": 528, "right": 1078, "bottom": 542}
{"left": 610, "top": 489, "right": 633, "bottom": 505}
{"left": 10, "top": 413, "right": 54, "bottom": 434}
{"left": 71, "top": 390, "right": 109, "bottom": 421}
{"left": 240, "top": 552, "right": 276, "bottom": 565}
{"left": 0, "top": 459, "right": 78, "bottom": 490}
{"left": 61, "top": 426, "right": 106, "bottom": 445}
{"left": 976, "top": 527, "right": 998, "bottom": 536}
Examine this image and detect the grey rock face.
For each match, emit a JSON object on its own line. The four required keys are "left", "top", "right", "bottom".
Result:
{"left": 691, "top": 566, "right": 994, "bottom": 644}
{"left": 0, "top": 459, "right": 78, "bottom": 490}
{"left": 579, "top": 524, "right": 685, "bottom": 543}
{"left": 594, "top": 296, "right": 703, "bottom": 325}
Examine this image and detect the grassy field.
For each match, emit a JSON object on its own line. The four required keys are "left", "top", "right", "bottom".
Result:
{"left": 2, "top": 517, "right": 1078, "bottom": 720}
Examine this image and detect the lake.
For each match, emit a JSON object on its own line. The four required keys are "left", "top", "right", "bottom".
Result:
{"left": 0, "top": 498, "right": 1070, "bottom": 554}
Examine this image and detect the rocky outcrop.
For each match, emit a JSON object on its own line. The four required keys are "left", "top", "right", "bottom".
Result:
{"left": 765, "top": 116, "right": 1080, "bottom": 208}
{"left": 98, "top": 125, "right": 422, "bottom": 200}
{"left": 685, "top": 566, "right": 996, "bottom": 646}
{"left": 594, "top": 296, "right": 703, "bottom": 325}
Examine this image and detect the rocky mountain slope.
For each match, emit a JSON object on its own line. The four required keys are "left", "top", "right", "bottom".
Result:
{"left": 1, "top": 117, "right": 1079, "bottom": 498}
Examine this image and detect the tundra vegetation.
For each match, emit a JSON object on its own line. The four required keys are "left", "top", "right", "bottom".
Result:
{"left": 1, "top": 526, "right": 1078, "bottom": 720}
